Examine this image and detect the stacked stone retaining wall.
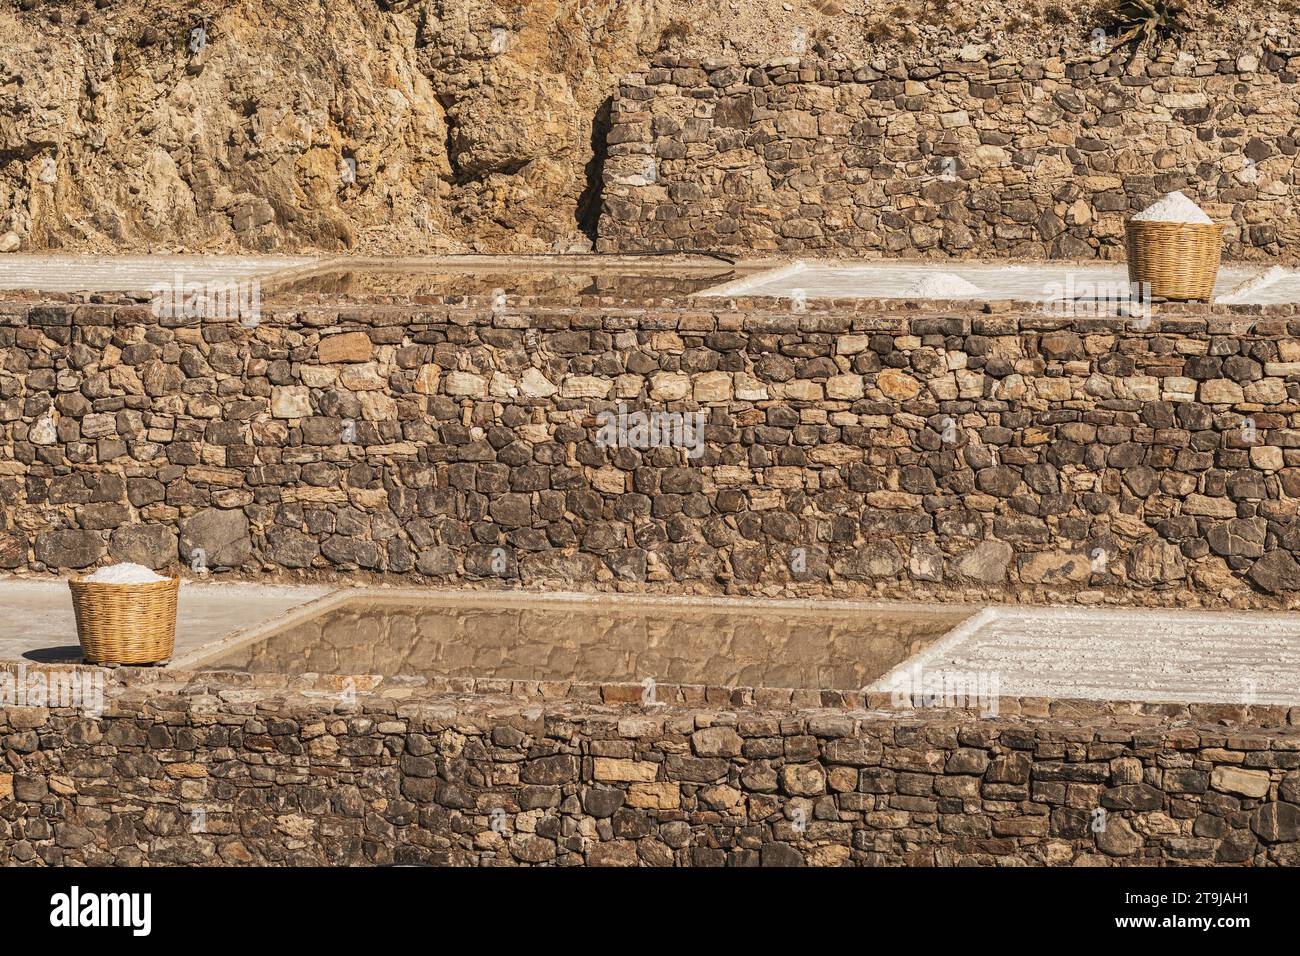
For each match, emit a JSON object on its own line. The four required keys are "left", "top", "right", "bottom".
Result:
{"left": 3, "top": 666, "right": 1299, "bottom": 866}
{"left": 598, "top": 48, "right": 1300, "bottom": 259}
{"left": 3, "top": 297, "right": 1300, "bottom": 607}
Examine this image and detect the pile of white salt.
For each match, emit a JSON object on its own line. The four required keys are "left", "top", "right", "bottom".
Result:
{"left": 1216, "top": 266, "right": 1289, "bottom": 305}
{"left": 1130, "top": 191, "right": 1214, "bottom": 224}
{"left": 84, "top": 563, "right": 170, "bottom": 585}
{"left": 902, "top": 273, "right": 984, "bottom": 298}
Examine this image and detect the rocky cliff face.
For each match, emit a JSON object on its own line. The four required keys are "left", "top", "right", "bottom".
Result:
{"left": 0, "top": 0, "right": 1291, "bottom": 254}
{"left": 0, "top": 0, "right": 677, "bottom": 254}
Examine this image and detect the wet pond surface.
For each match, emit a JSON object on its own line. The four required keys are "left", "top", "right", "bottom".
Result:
{"left": 272, "top": 269, "right": 736, "bottom": 298}
{"left": 199, "top": 595, "right": 970, "bottom": 691}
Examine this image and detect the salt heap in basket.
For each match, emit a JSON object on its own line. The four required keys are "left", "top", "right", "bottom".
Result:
{"left": 1130, "top": 191, "right": 1214, "bottom": 225}
{"left": 84, "top": 562, "right": 170, "bottom": 584}
{"left": 1124, "top": 191, "right": 1222, "bottom": 302}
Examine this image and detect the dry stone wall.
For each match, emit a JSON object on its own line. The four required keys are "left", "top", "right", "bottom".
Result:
{"left": 3, "top": 668, "right": 1300, "bottom": 866}
{"left": 4, "top": 298, "right": 1300, "bottom": 607}
{"left": 598, "top": 48, "right": 1300, "bottom": 259}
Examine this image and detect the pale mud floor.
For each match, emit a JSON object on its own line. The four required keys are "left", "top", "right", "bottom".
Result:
{"left": 0, "top": 577, "right": 333, "bottom": 664}
{"left": 191, "top": 591, "right": 973, "bottom": 691}
{"left": 872, "top": 606, "right": 1300, "bottom": 706}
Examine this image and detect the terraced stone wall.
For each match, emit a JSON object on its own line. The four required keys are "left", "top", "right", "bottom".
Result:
{"left": 3, "top": 669, "right": 1300, "bottom": 866}
{"left": 3, "top": 297, "right": 1300, "bottom": 607}
{"left": 598, "top": 49, "right": 1300, "bottom": 259}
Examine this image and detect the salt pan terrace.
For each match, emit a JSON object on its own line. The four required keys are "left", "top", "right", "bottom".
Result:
{"left": 4, "top": 254, "right": 1300, "bottom": 305}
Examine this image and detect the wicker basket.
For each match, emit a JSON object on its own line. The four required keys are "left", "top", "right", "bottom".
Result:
{"left": 68, "top": 576, "right": 179, "bottom": 664}
{"left": 1124, "top": 220, "right": 1225, "bottom": 302}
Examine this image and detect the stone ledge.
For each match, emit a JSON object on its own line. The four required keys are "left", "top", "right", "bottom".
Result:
{"left": 4, "top": 662, "right": 1298, "bottom": 729}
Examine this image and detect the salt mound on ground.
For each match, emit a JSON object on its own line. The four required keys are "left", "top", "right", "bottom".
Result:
{"left": 1216, "top": 266, "right": 1291, "bottom": 304}
{"left": 1131, "top": 191, "right": 1214, "bottom": 224}
{"left": 902, "top": 273, "right": 984, "bottom": 298}
{"left": 84, "top": 563, "right": 169, "bottom": 584}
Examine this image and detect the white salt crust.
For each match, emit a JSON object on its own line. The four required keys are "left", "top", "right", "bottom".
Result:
{"left": 902, "top": 273, "right": 984, "bottom": 297}
{"left": 83, "top": 563, "right": 170, "bottom": 585}
{"left": 1216, "top": 266, "right": 1290, "bottom": 304}
{"left": 1131, "top": 190, "right": 1214, "bottom": 224}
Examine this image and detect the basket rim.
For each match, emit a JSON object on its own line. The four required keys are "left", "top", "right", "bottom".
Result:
{"left": 1124, "top": 219, "right": 1224, "bottom": 233}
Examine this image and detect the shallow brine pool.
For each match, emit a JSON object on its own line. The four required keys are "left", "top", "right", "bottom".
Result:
{"left": 196, "top": 593, "right": 970, "bottom": 691}
{"left": 272, "top": 268, "right": 737, "bottom": 298}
